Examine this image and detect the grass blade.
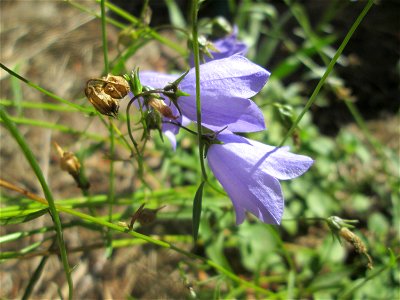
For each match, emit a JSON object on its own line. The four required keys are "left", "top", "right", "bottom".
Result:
{"left": 0, "top": 108, "right": 74, "bottom": 300}
{"left": 192, "top": 181, "right": 205, "bottom": 242}
{"left": 278, "top": 0, "right": 375, "bottom": 146}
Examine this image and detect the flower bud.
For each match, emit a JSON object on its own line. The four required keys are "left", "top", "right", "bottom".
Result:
{"left": 148, "top": 98, "right": 177, "bottom": 120}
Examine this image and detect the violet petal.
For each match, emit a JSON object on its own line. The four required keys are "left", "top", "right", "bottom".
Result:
{"left": 207, "top": 133, "right": 313, "bottom": 224}
{"left": 207, "top": 140, "right": 284, "bottom": 225}
{"left": 139, "top": 71, "right": 179, "bottom": 89}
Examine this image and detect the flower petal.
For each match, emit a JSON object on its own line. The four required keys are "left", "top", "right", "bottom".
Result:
{"left": 181, "top": 55, "right": 270, "bottom": 99}
{"left": 189, "top": 28, "right": 248, "bottom": 66}
{"left": 217, "top": 133, "right": 314, "bottom": 180}
{"left": 203, "top": 99, "right": 266, "bottom": 132}
{"left": 208, "top": 141, "right": 284, "bottom": 225}
{"left": 247, "top": 139, "right": 314, "bottom": 180}
{"left": 163, "top": 130, "right": 177, "bottom": 150}
{"left": 179, "top": 55, "right": 269, "bottom": 131}
{"left": 139, "top": 71, "right": 179, "bottom": 89}
{"left": 211, "top": 31, "right": 247, "bottom": 60}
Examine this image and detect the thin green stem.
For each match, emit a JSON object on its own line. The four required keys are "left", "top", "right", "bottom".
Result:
{"left": 100, "top": 0, "right": 115, "bottom": 254}
{"left": 1, "top": 179, "right": 269, "bottom": 295}
{"left": 67, "top": 0, "right": 126, "bottom": 29}
{"left": 0, "top": 63, "right": 91, "bottom": 114}
{"left": 278, "top": 0, "right": 374, "bottom": 147}
{"left": 125, "top": 96, "right": 143, "bottom": 176}
{"left": 191, "top": 0, "right": 208, "bottom": 181}
{"left": 98, "top": 0, "right": 186, "bottom": 56}
{"left": 21, "top": 240, "right": 55, "bottom": 300}
{"left": 40, "top": 195, "right": 271, "bottom": 295}
{"left": 0, "top": 99, "right": 81, "bottom": 112}
{"left": 100, "top": 0, "right": 109, "bottom": 74}
{"left": 0, "top": 115, "right": 104, "bottom": 141}
{"left": 0, "top": 108, "right": 73, "bottom": 300}
{"left": 106, "top": 118, "right": 116, "bottom": 255}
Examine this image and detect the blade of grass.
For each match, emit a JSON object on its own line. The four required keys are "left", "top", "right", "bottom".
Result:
{"left": 0, "top": 109, "right": 73, "bottom": 300}
{"left": 66, "top": 0, "right": 126, "bottom": 29}
{"left": 21, "top": 240, "right": 56, "bottom": 300}
{"left": 10, "top": 64, "right": 23, "bottom": 116}
{"left": 0, "top": 115, "right": 104, "bottom": 141}
{"left": 98, "top": 0, "right": 187, "bottom": 56}
{"left": 1, "top": 179, "right": 273, "bottom": 296}
{"left": 100, "top": 0, "right": 109, "bottom": 74}
{"left": 278, "top": 0, "right": 374, "bottom": 146}
{"left": 0, "top": 63, "right": 91, "bottom": 114}
{"left": 0, "top": 99, "right": 84, "bottom": 112}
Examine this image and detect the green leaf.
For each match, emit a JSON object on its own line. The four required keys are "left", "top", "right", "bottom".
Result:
{"left": 165, "top": 0, "right": 186, "bottom": 28}
{"left": 0, "top": 208, "right": 48, "bottom": 225}
{"left": 192, "top": 181, "right": 205, "bottom": 242}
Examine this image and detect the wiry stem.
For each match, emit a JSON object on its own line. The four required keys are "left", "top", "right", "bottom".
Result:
{"left": 191, "top": 0, "right": 208, "bottom": 181}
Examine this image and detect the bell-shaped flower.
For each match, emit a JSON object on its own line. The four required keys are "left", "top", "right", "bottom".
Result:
{"left": 208, "top": 29, "right": 247, "bottom": 61}
{"left": 190, "top": 27, "right": 248, "bottom": 65}
{"left": 206, "top": 132, "right": 313, "bottom": 225}
{"left": 138, "top": 54, "right": 270, "bottom": 134}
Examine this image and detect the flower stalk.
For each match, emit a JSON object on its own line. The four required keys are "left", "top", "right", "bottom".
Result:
{"left": 191, "top": 0, "right": 208, "bottom": 181}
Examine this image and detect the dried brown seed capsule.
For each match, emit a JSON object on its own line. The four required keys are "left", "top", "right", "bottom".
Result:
{"left": 85, "top": 82, "right": 120, "bottom": 117}
{"left": 148, "top": 98, "right": 178, "bottom": 120}
{"left": 128, "top": 204, "right": 166, "bottom": 229}
{"left": 102, "top": 75, "right": 130, "bottom": 99}
{"left": 54, "top": 142, "right": 81, "bottom": 177}
{"left": 54, "top": 142, "right": 90, "bottom": 190}
{"left": 85, "top": 75, "right": 129, "bottom": 117}
{"left": 339, "top": 227, "right": 374, "bottom": 269}
{"left": 339, "top": 227, "right": 367, "bottom": 254}
{"left": 137, "top": 206, "right": 166, "bottom": 225}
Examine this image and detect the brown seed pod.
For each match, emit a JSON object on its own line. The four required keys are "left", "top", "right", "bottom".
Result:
{"left": 148, "top": 98, "right": 178, "bottom": 120}
{"left": 85, "top": 75, "right": 129, "bottom": 117}
{"left": 102, "top": 75, "right": 130, "bottom": 99}
{"left": 85, "top": 82, "right": 120, "bottom": 117}
{"left": 54, "top": 142, "right": 81, "bottom": 177}
{"left": 128, "top": 204, "right": 166, "bottom": 229}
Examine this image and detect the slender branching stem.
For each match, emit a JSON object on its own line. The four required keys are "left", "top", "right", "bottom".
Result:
{"left": 191, "top": 0, "right": 208, "bottom": 181}
{"left": 278, "top": 0, "right": 375, "bottom": 147}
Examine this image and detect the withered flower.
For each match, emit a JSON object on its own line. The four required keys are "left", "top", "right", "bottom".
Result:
{"left": 327, "top": 216, "right": 374, "bottom": 269}
{"left": 85, "top": 84, "right": 119, "bottom": 117}
{"left": 103, "top": 74, "right": 130, "bottom": 99}
{"left": 54, "top": 142, "right": 90, "bottom": 190}
{"left": 85, "top": 74, "right": 130, "bottom": 118}
{"left": 128, "top": 204, "right": 166, "bottom": 229}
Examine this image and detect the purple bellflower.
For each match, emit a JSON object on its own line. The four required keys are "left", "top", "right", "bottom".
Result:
{"left": 138, "top": 54, "right": 270, "bottom": 137}
{"left": 190, "top": 27, "right": 248, "bottom": 65}
{"left": 204, "top": 27, "right": 248, "bottom": 62}
{"left": 207, "top": 132, "right": 314, "bottom": 225}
